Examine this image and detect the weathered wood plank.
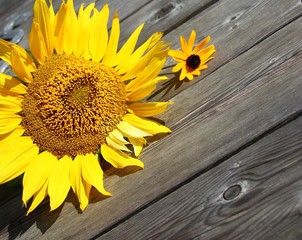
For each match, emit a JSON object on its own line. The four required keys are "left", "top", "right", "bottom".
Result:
{"left": 162, "top": 15, "right": 302, "bottom": 130}
{"left": 1, "top": 0, "right": 302, "bottom": 239}
{"left": 0, "top": 0, "right": 23, "bottom": 17}
{"left": 152, "top": 0, "right": 302, "bottom": 101}
{"left": 97, "top": 0, "right": 152, "bottom": 22}
{"left": 1, "top": 12, "right": 302, "bottom": 239}
{"left": 118, "top": 0, "right": 216, "bottom": 43}
{"left": 99, "top": 116, "right": 302, "bottom": 240}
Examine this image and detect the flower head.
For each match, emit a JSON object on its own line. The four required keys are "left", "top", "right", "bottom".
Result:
{"left": 0, "top": 0, "right": 172, "bottom": 214}
{"left": 169, "top": 30, "right": 215, "bottom": 81}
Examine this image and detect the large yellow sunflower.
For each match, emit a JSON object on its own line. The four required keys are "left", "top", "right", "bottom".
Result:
{"left": 0, "top": 0, "right": 172, "bottom": 214}
{"left": 169, "top": 30, "right": 215, "bottom": 81}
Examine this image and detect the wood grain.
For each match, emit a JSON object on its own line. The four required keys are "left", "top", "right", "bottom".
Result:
{"left": 1, "top": 15, "right": 302, "bottom": 240}
{"left": 118, "top": 0, "right": 217, "bottom": 43}
{"left": 162, "top": 16, "right": 302, "bottom": 130}
{"left": 153, "top": 0, "right": 302, "bottom": 101}
{"left": 0, "top": 0, "right": 302, "bottom": 239}
{"left": 99, "top": 116, "right": 302, "bottom": 240}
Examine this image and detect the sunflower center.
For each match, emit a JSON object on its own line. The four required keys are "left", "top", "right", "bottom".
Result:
{"left": 186, "top": 54, "right": 201, "bottom": 69}
{"left": 21, "top": 55, "right": 127, "bottom": 158}
{"left": 68, "top": 85, "right": 90, "bottom": 106}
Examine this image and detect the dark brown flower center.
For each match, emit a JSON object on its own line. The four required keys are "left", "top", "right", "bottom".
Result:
{"left": 186, "top": 54, "right": 201, "bottom": 69}
{"left": 21, "top": 55, "right": 127, "bottom": 158}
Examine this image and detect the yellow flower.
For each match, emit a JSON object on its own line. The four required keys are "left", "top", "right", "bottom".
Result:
{"left": 169, "top": 30, "right": 215, "bottom": 81}
{"left": 0, "top": 0, "right": 172, "bottom": 214}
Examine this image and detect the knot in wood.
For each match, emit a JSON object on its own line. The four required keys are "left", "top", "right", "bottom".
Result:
{"left": 223, "top": 184, "right": 242, "bottom": 200}
{"left": 149, "top": 2, "right": 178, "bottom": 22}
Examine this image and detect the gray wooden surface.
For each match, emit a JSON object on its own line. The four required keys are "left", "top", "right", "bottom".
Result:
{"left": 0, "top": 0, "right": 302, "bottom": 239}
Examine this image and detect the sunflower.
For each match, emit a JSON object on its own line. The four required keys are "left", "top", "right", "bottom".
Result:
{"left": 0, "top": 0, "right": 172, "bottom": 214}
{"left": 169, "top": 30, "right": 215, "bottom": 81}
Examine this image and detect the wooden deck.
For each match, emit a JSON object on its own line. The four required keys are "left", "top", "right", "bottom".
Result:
{"left": 1, "top": 0, "right": 302, "bottom": 239}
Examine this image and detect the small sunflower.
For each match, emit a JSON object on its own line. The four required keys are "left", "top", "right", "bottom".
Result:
{"left": 169, "top": 30, "right": 215, "bottom": 81}
{"left": 0, "top": 0, "right": 172, "bottom": 214}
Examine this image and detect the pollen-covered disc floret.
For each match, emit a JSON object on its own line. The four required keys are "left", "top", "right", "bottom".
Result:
{"left": 0, "top": 0, "right": 173, "bottom": 215}
{"left": 22, "top": 55, "right": 127, "bottom": 158}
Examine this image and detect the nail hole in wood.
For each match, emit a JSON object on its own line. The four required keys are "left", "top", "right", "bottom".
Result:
{"left": 231, "top": 24, "right": 238, "bottom": 30}
{"left": 223, "top": 184, "right": 242, "bottom": 200}
{"left": 270, "top": 58, "right": 277, "bottom": 64}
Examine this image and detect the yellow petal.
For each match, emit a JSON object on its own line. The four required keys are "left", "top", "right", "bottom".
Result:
{"left": 168, "top": 49, "right": 187, "bottom": 61}
{"left": 122, "top": 41, "right": 168, "bottom": 82}
{"left": 54, "top": 0, "right": 78, "bottom": 54}
{"left": 0, "top": 113, "right": 22, "bottom": 134}
{"left": 101, "top": 144, "right": 144, "bottom": 169}
{"left": 83, "top": 181, "right": 92, "bottom": 211}
{"left": 89, "top": 4, "right": 109, "bottom": 62}
{"left": 102, "top": 11, "right": 120, "bottom": 65}
{"left": 127, "top": 136, "right": 146, "bottom": 156}
{"left": 126, "top": 76, "right": 167, "bottom": 102}
{"left": 29, "top": 21, "right": 48, "bottom": 64}
{"left": 191, "top": 68, "right": 201, "bottom": 76}
{"left": 0, "top": 40, "right": 36, "bottom": 82}
{"left": 179, "top": 66, "right": 188, "bottom": 80}
{"left": 0, "top": 73, "right": 27, "bottom": 96}
{"left": 107, "top": 128, "right": 132, "bottom": 152}
{"left": 70, "top": 155, "right": 90, "bottom": 211}
{"left": 198, "top": 45, "right": 216, "bottom": 62}
{"left": 193, "top": 36, "right": 211, "bottom": 54}
{"left": 11, "top": 47, "right": 37, "bottom": 83}
{"left": 73, "top": 2, "right": 95, "bottom": 57}
{"left": 26, "top": 181, "right": 48, "bottom": 215}
{"left": 81, "top": 153, "right": 111, "bottom": 196}
{"left": 186, "top": 72, "right": 194, "bottom": 80}
{"left": 0, "top": 126, "right": 24, "bottom": 141}
{"left": 0, "top": 38, "right": 12, "bottom": 64}
{"left": 187, "top": 30, "right": 196, "bottom": 53}
{"left": 32, "top": 0, "right": 54, "bottom": 57}
{"left": 0, "top": 136, "right": 35, "bottom": 167}
{"left": 22, "top": 151, "right": 57, "bottom": 205}
{"left": 0, "top": 137, "right": 38, "bottom": 184}
{"left": 180, "top": 35, "right": 189, "bottom": 55}
{"left": 48, "top": 155, "right": 72, "bottom": 211}
{"left": 109, "top": 129, "right": 129, "bottom": 144}
{"left": 0, "top": 95, "right": 22, "bottom": 113}
{"left": 203, "top": 56, "right": 215, "bottom": 65}
{"left": 128, "top": 102, "right": 173, "bottom": 117}
{"left": 172, "top": 62, "right": 185, "bottom": 73}
{"left": 196, "top": 64, "right": 208, "bottom": 72}
{"left": 125, "top": 46, "right": 168, "bottom": 91}
{"left": 116, "top": 32, "right": 163, "bottom": 75}
{"left": 123, "top": 113, "right": 171, "bottom": 135}
{"left": 112, "top": 23, "right": 144, "bottom": 67}
{"left": 106, "top": 135, "right": 131, "bottom": 152}
{"left": 117, "top": 120, "right": 151, "bottom": 138}
{"left": 81, "top": 6, "right": 99, "bottom": 60}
